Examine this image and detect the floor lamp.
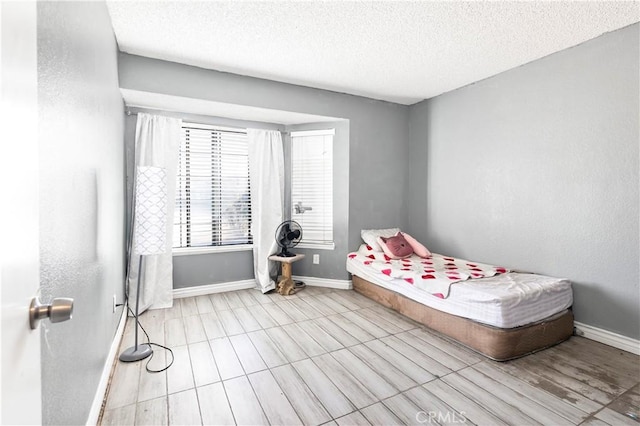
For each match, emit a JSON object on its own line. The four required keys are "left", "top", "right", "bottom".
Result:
{"left": 120, "top": 166, "right": 167, "bottom": 362}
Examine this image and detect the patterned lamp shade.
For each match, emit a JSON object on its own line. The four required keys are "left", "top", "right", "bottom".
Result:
{"left": 134, "top": 166, "right": 167, "bottom": 255}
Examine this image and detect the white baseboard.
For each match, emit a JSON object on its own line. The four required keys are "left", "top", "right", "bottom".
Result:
{"left": 173, "top": 279, "right": 257, "bottom": 298}
{"left": 574, "top": 321, "right": 640, "bottom": 355}
{"left": 173, "top": 276, "right": 352, "bottom": 299}
{"left": 293, "top": 275, "right": 352, "bottom": 290}
{"left": 86, "top": 307, "right": 127, "bottom": 425}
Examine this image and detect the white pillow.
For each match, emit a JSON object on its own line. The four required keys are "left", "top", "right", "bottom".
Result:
{"left": 361, "top": 228, "right": 401, "bottom": 252}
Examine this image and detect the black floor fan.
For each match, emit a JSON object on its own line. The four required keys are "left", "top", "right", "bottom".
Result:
{"left": 275, "top": 220, "right": 303, "bottom": 257}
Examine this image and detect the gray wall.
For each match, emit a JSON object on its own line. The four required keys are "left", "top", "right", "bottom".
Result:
{"left": 284, "top": 120, "right": 350, "bottom": 279}
{"left": 408, "top": 24, "right": 639, "bottom": 339}
{"left": 37, "top": 2, "right": 125, "bottom": 424}
{"left": 119, "top": 54, "right": 409, "bottom": 282}
{"left": 124, "top": 109, "right": 284, "bottom": 288}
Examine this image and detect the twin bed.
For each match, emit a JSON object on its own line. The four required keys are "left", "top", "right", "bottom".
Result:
{"left": 346, "top": 235, "right": 574, "bottom": 361}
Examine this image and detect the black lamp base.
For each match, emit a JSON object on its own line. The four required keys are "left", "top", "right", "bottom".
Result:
{"left": 119, "top": 343, "right": 152, "bottom": 362}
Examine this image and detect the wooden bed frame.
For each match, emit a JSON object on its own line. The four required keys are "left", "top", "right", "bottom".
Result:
{"left": 352, "top": 275, "right": 574, "bottom": 361}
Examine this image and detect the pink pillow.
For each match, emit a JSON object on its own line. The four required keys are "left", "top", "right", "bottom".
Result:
{"left": 401, "top": 232, "right": 431, "bottom": 258}
{"left": 361, "top": 228, "right": 401, "bottom": 251}
{"left": 377, "top": 232, "right": 413, "bottom": 259}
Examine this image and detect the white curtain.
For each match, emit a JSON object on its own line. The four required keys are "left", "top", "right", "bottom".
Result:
{"left": 247, "top": 129, "right": 284, "bottom": 293}
{"left": 128, "top": 113, "right": 181, "bottom": 311}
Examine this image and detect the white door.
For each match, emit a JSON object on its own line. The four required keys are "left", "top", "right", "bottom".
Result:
{"left": 1, "top": 2, "right": 42, "bottom": 424}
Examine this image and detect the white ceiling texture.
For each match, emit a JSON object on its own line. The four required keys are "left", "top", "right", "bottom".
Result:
{"left": 107, "top": 1, "right": 639, "bottom": 106}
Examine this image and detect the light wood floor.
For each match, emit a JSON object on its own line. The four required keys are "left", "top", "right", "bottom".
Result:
{"left": 100, "top": 286, "right": 639, "bottom": 425}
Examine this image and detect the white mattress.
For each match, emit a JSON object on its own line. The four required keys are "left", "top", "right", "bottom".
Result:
{"left": 347, "top": 257, "right": 573, "bottom": 329}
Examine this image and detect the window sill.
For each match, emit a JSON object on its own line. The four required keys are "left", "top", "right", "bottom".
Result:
{"left": 172, "top": 245, "right": 253, "bottom": 256}
{"left": 296, "top": 242, "right": 335, "bottom": 251}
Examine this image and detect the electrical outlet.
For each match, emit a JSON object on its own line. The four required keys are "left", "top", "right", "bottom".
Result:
{"left": 112, "top": 294, "right": 117, "bottom": 313}
{"left": 313, "top": 254, "right": 320, "bottom": 264}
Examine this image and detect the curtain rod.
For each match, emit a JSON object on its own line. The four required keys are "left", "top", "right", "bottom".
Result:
{"left": 125, "top": 110, "right": 289, "bottom": 134}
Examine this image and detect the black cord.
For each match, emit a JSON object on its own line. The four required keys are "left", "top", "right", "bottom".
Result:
{"left": 122, "top": 262, "right": 174, "bottom": 373}
{"left": 125, "top": 304, "right": 175, "bottom": 373}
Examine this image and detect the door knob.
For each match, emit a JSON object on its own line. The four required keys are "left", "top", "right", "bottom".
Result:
{"left": 29, "top": 297, "right": 74, "bottom": 330}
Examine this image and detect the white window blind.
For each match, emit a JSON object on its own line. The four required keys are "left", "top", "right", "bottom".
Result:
{"left": 173, "top": 124, "right": 252, "bottom": 248}
{"left": 290, "top": 129, "right": 334, "bottom": 247}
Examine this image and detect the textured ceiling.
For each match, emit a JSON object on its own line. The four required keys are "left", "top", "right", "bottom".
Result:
{"left": 107, "top": 1, "right": 639, "bottom": 105}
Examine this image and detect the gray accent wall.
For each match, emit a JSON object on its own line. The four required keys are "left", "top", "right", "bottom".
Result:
{"left": 408, "top": 24, "right": 639, "bottom": 339}
{"left": 37, "top": 2, "right": 125, "bottom": 424}
{"left": 119, "top": 54, "right": 410, "bottom": 282}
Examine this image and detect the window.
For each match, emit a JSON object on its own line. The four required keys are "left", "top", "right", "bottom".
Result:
{"left": 173, "top": 123, "right": 252, "bottom": 250}
{"left": 290, "top": 129, "right": 334, "bottom": 249}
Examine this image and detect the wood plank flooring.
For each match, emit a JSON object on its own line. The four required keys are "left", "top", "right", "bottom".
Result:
{"left": 101, "top": 286, "right": 639, "bottom": 425}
